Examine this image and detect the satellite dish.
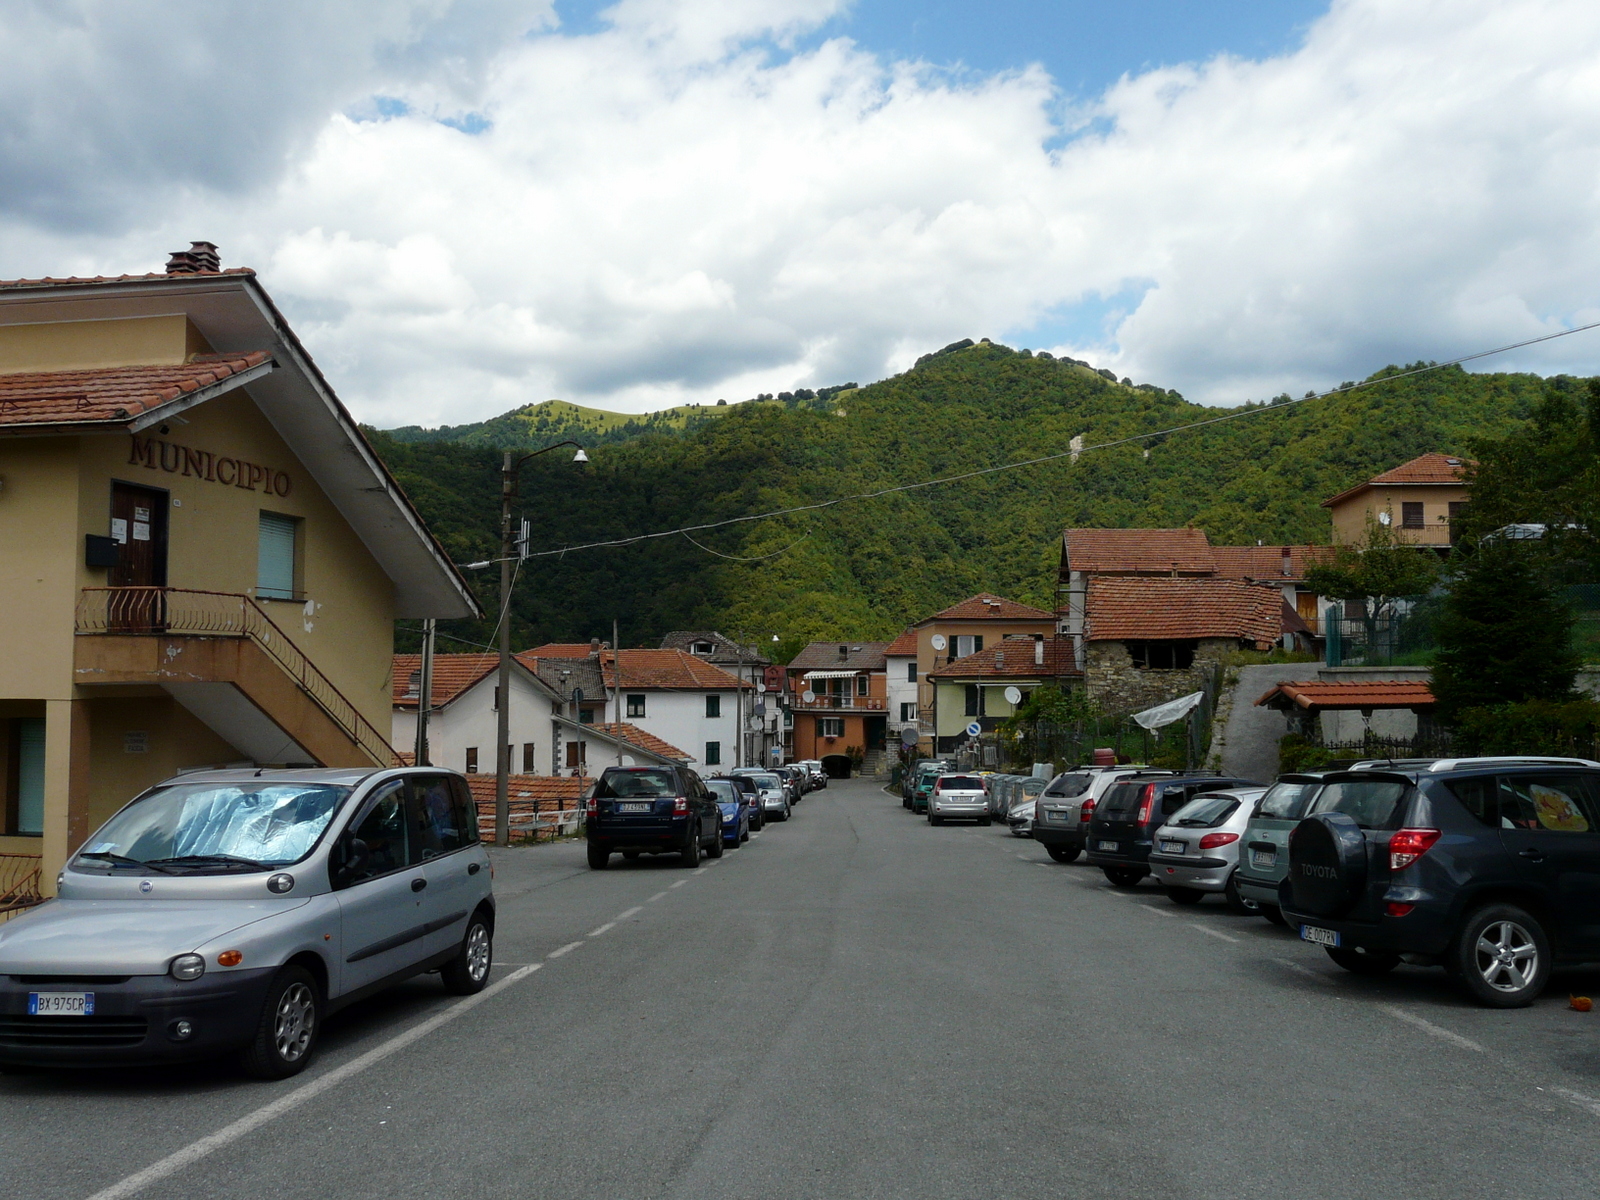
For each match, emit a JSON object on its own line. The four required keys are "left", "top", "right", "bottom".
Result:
{"left": 1004, "top": 686, "right": 1022, "bottom": 705}
{"left": 756, "top": 682, "right": 767, "bottom": 693}
{"left": 900, "top": 727, "right": 920, "bottom": 746}
{"left": 931, "top": 635, "right": 948, "bottom": 651}
{"left": 748, "top": 717, "right": 763, "bottom": 731}
{"left": 1378, "top": 510, "right": 1392, "bottom": 526}
{"left": 802, "top": 690, "right": 816, "bottom": 703}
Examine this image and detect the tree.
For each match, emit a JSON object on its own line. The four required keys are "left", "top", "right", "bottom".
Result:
{"left": 1430, "top": 539, "right": 1580, "bottom": 721}
{"left": 1304, "top": 515, "right": 1441, "bottom": 654}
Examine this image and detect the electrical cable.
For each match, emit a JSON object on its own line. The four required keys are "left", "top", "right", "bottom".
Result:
{"left": 680, "top": 529, "right": 812, "bottom": 561}
{"left": 458, "top": 318, "right": 1600, "bottom": 564}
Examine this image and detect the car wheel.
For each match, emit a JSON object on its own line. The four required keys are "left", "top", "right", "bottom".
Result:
{"left": 1046, "top": 845, "right": 1080, "bottom": 863}
{"left": 1449, "top": 904, "right": 1551, "bottom": 1008}
{"left": 1224, "top": 872, "right": 1260, "bottom": 915}
{"left": 1103, "top": 867, "right": 1146, "bottom": 889}
{"left": 1166, "top": 886, "right": 1205, "bottom": 905}
{"left": 239, "top": 965, "right": 321, "bottom": 1080}
{"left": 1326, "top": 946, "right": 1401, "bottom": 976}
{"left": 588, "top": 843, "right": 610, "bottom": 869}
{"left": 1259, "top": 903, "right": 1288, "bottom": 927}
{"left": 707, "top": 827, "right": 725, "bottom": 858}
{"left": 682, "top": 826, "right": 702, "bottom": 867}
{"left": 441, "top": 914, "right": 493, "bottom": 995}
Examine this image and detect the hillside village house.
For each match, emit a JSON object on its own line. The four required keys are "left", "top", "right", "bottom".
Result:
{"left": 0, "top": 245, "right": 477, "bottom": 892}
{"left": 785, "top": 642, "right": 889, "bottom": 774}
{"left": 884, "top": 628, "right": 920, "bottom": 748}
{"left": 926, "top": 635, "right": 1080, "bottom": 754}
{"left": 660, "top": 630, "right": 781, "bottom": 766}
{"left": 525, "top": 644, "right": 749, "bottom": 771}
{"left": 1322, "top": 452, "right": 1471, "bottom": 548}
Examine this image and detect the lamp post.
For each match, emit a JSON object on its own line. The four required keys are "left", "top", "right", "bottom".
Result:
{"left": 495, "top": 441, "right": 588, "bottom": 847}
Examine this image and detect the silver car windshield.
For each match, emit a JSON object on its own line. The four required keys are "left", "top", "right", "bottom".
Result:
{"left": 751, "top": 774, "right": 782, "bottom": 788}
{"left": 1171, "top": 794, "right": 1240, "bottom": 827}
{"left": 77, "top": 781, "right": 352, "bottom": 872}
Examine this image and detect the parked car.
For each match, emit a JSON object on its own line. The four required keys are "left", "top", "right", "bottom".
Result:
{"left": 1006, "top": 777, "right": 1050, "bottom": 837}
{"left": 586, "top": 764, "right": 724, "bottom": 868}
{"left": 903, "top": 759, "right": 950, "bottom": 804}
{"left": 778, "top": 765, "right": 808, "bottom": 802}
{"left": 0, "top": 767, "right": 494, "bottom": 1078}
{"left": 1032, "top": 766, "right": 1163, "bottom": 863}
{"left": 908, "top": 764, "right": 946, "bottom": 814}
{"left": 715, "top": 774, "right": 764, "bottom": 832}
{"left": 798, "top": 760, "right": 827, "bottom": 790}
{"left": 927, "top": 773, "right": 991, "bottom": 825}
{"left": 743, "top": 772, "right": 792, "bottom": 822}
{"left": 1086, "top": 773, "right": 1260, "bottom": 887}
{"left": 706, "top": 778, "right": 751, "bottom": 848}
{"left": 1231, "top": 773, "right": 1333, "bottom": 924}
{"left": 1281, "top": 757, "right": 1600, "bottom": 1007}
{"left": 1147, "top": 786, "right": 1269, "bottom": 910}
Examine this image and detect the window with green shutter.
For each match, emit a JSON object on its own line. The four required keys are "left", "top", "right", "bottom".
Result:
{"left": 257, "top": 512, "right": 299, "bottom": 600}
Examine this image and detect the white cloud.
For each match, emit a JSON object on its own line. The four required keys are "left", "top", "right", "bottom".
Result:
{"left": 2, "top": 0, "right": 1599, "bottom": 421}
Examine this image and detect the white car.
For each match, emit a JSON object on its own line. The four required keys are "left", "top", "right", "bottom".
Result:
{"left": 927, "top": 773, "right": 989, "bottom": 825}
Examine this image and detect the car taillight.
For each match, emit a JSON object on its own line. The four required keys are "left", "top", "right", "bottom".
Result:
{"left": 1388, "top": 828, "right": 1441, "bottom": 871}
{"left": 1079, "top": 798, "right": 1096, "bottom": 822}
{"left": 586, "top": 794, "right": 598, "bottom": 815}
{"left": 673, "top": 796, "right": 689, "bottom": 815}
{"left": 1198, "top": 832, "right": 1239, "bottom": 850}
{"left": 1134, "top": 784, "right": 1156, "bottom": 825}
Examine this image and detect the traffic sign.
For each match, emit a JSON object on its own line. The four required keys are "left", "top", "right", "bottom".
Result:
{"left": 966, "top": 722, "right": 982, "bottom": 737}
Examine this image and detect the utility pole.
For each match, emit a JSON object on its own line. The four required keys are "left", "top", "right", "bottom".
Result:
{"left": 613, "top": 618, "right": 622, "bottom": 767}
{"left": 413, "top": 618, "right": 435, "bottom": 766}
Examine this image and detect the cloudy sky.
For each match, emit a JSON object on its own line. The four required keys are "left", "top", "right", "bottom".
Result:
{"left": 2, "top": 0, "right": 1598, "bottom": 425}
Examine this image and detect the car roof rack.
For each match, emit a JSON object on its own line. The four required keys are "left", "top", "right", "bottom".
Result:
{"left": 1344, "top": 755, "right": 1600, "bottom": 772}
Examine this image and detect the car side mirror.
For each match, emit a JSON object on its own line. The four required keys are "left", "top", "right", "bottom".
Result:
{"left": 333, "top": 836, "right": 369, "bottom": 886}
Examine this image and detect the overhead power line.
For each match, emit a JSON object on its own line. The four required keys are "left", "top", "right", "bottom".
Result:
{"left": 489, "top": 319, "right": 1600, "bottom": 562}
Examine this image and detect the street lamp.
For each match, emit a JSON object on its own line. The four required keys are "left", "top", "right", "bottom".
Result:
{"left": 495, "top": 440, "right": 587, "bottom": 847}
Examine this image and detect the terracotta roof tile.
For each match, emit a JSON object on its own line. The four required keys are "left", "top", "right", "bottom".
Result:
{"left": 392, "top": 653, "right": 499, "bottom": 708}
{"left": 925, "top": 593, "right": 1054, "bottom": 622}
{"left": 599, "top": 648, "right": 748, "bottom": 690}
{"left": 589, "top": 722, "right": 691, "bottom": 761}
{"left": 523, "top": 643, "right": 602, "bottom": 658}
{"left": 928, "top": 635, "right": 1080, "bottom": 679}
{"left": 787, "top": 642, "right": 889, "bottom": 671}
{"left": 463, "top": 774, "right": 586, "bottom": 838}
{"left": 884, "top": 628, "right": 919, "bottom": 656}
{"left": 1211, "top": 545, "right": 1337, "bottom": 582}
{"left": 1085, "top": 578, "right": 1282, "bottom": 645}
{"left": 1255, "top": 680, "right": 1436, "bottom": 712}
{"left": 0, "top": 352, "right": 271, "bottom": 428}
{"left": 0, "top": 268, "right": 255, "bottom": 290}
{"left": 1322, "top": 453, "right": 1473, "bottom": 507}
{"left": 1062, "top": 528, "right": 1217, "bottom": 575}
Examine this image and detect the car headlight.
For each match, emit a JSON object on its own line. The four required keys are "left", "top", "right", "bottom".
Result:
{"left": 170, "top": 953, "right": 206, "bottom": 981}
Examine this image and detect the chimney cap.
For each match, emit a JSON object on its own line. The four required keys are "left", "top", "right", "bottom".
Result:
{"left": 165, "top": 241, "right": 221, "bottom": 275}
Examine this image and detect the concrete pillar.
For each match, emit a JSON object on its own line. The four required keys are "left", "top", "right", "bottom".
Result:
{"left": 40, "top": 698, "right": 91, "bottom": 896}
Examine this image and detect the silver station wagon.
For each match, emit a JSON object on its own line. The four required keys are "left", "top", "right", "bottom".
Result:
{"left": 0, "top": 767, "right": 494, "bottom": 1079}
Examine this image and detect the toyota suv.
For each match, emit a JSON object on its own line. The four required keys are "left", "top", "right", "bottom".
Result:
{"left": 585, "top": 764, "right": 724, "bottom": 867}
{"left": 1281, "top": 756, "right": 1600, "bottom": 1007}
{"left": 1086, "top": 773, "right": 1259, "bottom": 887}
{"left": 1033, "top": 766, "right": 1162, "bottom": 863}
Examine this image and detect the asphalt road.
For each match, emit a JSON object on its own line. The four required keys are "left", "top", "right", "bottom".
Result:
{"left": 6, "top": 776, "right": 1600, "bottom": 1200}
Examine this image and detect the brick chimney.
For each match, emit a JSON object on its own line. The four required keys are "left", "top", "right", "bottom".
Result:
{"left": 1280, "top": 546, "right": 1293, "bottom": 575}
{"left": 165, "top": 241, "right": 221, "bottom": 275}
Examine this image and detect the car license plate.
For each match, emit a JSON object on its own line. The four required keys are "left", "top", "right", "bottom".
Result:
{"left": 1300, "top": 925, "right": 1341, "bottom": 948}
{"left": 617, "top": 801, "right": 652, "bottom": 813}
{"left": 1250, "top": 848, "right": 1277, "bottom": 869}
{"left": 1096, "top": 840, "right": 1118, "bottom": 852}
{"left": 1047, "top": 811, "right": 1069, "bottom": 822}
{"left": 1159, "top": 839, "right": 1184, "bottom": 854}
{"left": 28, "top": 992, "right": 94, "bottom": 1016}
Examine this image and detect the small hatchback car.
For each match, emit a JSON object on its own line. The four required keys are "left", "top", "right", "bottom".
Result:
{"left": 1281, "top": 757, "right": 1600, "bottom": 1007}
{"left": 1147, "top": 787, "right": 1268, "bottom": 910}
{"left": 0, "top": 767, "right": 494, "bottom": 1079}
{"left": 585, "top": 764, "right": 724, "bottom": 867}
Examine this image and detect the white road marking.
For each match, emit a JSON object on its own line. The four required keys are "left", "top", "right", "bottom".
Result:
{"left": 1552, "top": 1087, "right": 1600, "bottom": 1118}
{"left": 1274, "top": 957, "right": 1321, "bottom": 979}
{"left": 646, "top": 891, "right": 668, "bottom": 902}
{"left": 547, "top": 941, "right": 584, "bottom": 959}
{"left": 669, "top": 879, "right": 687, "bottom": 889}
{"left": 1377, "top": 1004, "right": 1485, "bottom": 1052}
{"left": 1189, "top": 924, "right": 1240, "bottom": 944}
{"left": 616, "top": 906, "right": 642, "bottom": 920}
{"left": 586, "top": 922, "right": 616, "bottom": 938}
{"left": 83, "top": 963, "right": 543, "bottom": 1200}
{"left": 1139, "top": 904, "right": 1175, "bottom": 918}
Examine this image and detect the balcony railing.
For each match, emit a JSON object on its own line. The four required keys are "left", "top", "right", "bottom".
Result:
{"left": 0, "top": 854, "right": 42, "bottom": 919}
{"left": 791, "top": 695, "right": 886, "bottom": 711}
{"left": 76, "top": 587, "right": 396, "bottom": 767}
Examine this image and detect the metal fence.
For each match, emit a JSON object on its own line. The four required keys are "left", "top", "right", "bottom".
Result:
{"left": 0, "top": 854, "right": 42, "bottom": 920}
{"left": 1323, "top": 596, "right": 1439, "bottom": 668}
{"left": 76, "top": 587, "right": 396, "bottom": 767}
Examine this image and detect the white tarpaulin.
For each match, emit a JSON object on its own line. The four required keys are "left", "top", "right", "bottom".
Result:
{"left": 803, "top": 670, "right": 860, "bottom": 680}
{"left": 1131, "top": 691, "right": 1206, "bottom": 731}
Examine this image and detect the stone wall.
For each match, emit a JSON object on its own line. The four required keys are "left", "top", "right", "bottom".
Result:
{"left": 1084, "top": 639, "right": 1232, "bottom": 713}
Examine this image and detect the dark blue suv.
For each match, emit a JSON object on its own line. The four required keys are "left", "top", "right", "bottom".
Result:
{"left": 585, "top": 764, "right": 724, "bottom": 869}
{"left": 1281, "top": 756, "right": 1600, "bottom": 1007}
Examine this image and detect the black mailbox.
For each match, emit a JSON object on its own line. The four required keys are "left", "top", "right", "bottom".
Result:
{"left": 85, "top": 534, "right": 120, "bottom": 569}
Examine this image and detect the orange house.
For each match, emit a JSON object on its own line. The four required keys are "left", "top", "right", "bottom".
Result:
{"left": 785, "top": 642, "right": 888, "bottom": 773}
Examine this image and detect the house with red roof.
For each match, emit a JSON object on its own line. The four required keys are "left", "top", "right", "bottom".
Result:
{"left": 1322, "top": 452, "right": 1472, "bottom": 547}
{"left": 926, "top": 635, "right": 1080, "bottom": 753}
{"left": 785, "top": 641, "right": 890, "bottom": 771}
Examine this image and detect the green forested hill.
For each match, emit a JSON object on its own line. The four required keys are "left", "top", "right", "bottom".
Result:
{"left": 371, "top": 340, "right": 1562, "bottom": 653}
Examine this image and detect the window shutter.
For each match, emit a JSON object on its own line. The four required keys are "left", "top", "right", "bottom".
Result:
{"left": 257, "top": 512, "right": 297, "bottom": 599}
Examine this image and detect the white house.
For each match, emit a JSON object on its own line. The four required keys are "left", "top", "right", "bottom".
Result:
{"left": 884, "top": 627, "right": 921, "bottom": 745}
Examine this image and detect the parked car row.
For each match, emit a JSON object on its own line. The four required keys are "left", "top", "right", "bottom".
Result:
{"left": 585, "top": 760, "right": 827, "bottom": 869}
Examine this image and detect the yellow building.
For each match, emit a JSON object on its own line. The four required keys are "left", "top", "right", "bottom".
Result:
{"left": 0, "top": 243, "right": 478, "bottom": 893}
{"left": 1322, "top": 452, "right": 1471, "bottom": 546}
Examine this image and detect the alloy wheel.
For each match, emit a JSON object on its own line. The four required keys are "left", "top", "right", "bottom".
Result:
{"left": 465, "top": 923, "right": 492, "bottom": 984}
{"left": 274, "top": 982, "right": 316, "bottom": 1063}
{"left": 1474, "top": 920, "right": 1539, "bottom": 993}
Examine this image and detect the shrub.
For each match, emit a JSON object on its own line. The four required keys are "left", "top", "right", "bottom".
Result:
{"left": 1450, "top": 699, "right": 1600, "bottom": 758}
{"left": 1279, "top": 733, "right": 1333, "bottom": 774}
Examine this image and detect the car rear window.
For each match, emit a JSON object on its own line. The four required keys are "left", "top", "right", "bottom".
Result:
{"left": 1170, "top": 794, "right": 1239, "bottom": 827}
{"left": 939, "top": 776, "right": 984, "bottom": 789}
{"left": 1099, "top": 781, "right": 1145, "bottom": 817}
{"left": 1256, "top": 781, "right": 1320, "bottom": 821}
{"left": 1309, "top": 778, "right": 1410, "bottom": 830}
{"left": 1045, "top": 773, "right": 1092, "bottom": 798}
{"left": 751, "top": 774, "right": 782, "bottom": 788}
{"left": 595, "top": 769, "right": 677, "bottom": 799}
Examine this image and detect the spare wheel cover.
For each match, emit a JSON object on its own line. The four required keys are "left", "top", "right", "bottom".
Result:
{"left": 1288, "top": 812, "right": 1367, "bottom": 916}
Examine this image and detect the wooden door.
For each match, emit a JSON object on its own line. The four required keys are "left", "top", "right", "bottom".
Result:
{"left": 108, "top": 482, "right": 168, "bottom": 632}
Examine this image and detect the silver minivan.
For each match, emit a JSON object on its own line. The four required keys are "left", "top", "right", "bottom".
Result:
{"left": 0, "top": 767, "right": 494, "bottom": 1079}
